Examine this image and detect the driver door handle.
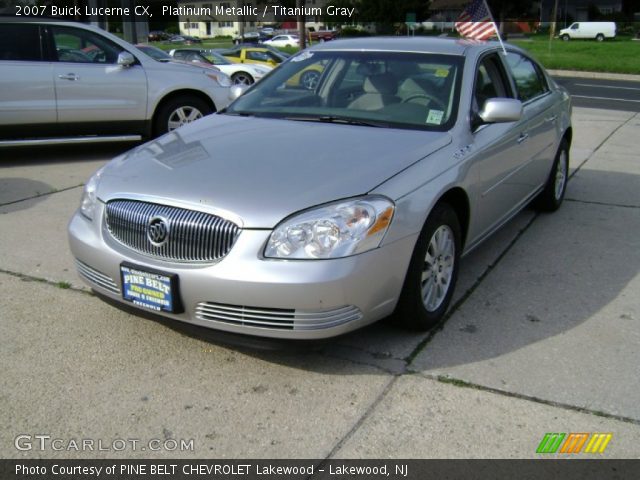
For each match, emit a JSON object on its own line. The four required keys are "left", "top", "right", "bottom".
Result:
{"left": 517, "top": 132, "right": 529, "bottom": 144}
{"left": 58, "top": 73, "right": 79, "bottom": 81}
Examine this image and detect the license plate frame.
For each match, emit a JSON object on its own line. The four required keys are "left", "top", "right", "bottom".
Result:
{"left": 120, "top": 262, "right": 183, "bottom": 314}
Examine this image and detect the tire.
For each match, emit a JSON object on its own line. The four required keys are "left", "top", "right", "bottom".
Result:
{"left": 300, "top": 70, "right": 320, "bottom": 90}
{"left": 596, "top": 33, "right": 604, "bottom": 42}
{"left": 535, "top": 138, "right": 569, "bottom": 212}
{"left": 394, "top": 203, "right": 461, "bottom": 331}
{"left": 231, "top": 72, "right": 254, "bottom": 85}
{"left": 561, "top": 34, "right": 570, "bottom": 41}
{"left": 153, "top": 95, "right": 211, "bottom": 137}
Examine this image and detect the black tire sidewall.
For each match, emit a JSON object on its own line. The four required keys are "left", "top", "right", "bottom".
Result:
{"left": 536, "top": 138, "right": 569, "bottom": 211}
{"left": 396, "top": 203, "right": 461, "bottom": 330}
{"left": 232, "top": 72, "right": 254, "bottom": 85}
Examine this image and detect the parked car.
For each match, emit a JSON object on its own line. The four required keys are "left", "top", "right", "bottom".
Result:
{"left": 170, "top": 48, "right": 272, "bottom": 85}
{"left": 148, "top": 30, "right": 171, "bottom": 42}
{"left": 0, "top": 21, "right": 233, "bottom": 141}
{"left": 218, "top": 46, "right": 288, "bottom": 67}
{"left": 232, "top": 31, "right": 267, "bottom": 45}
{"left": 262, "top": 34, "right": 300, "bottom": 48}
{"left": 169, "top": 35, "right": 203, "bottom": 45}
{"left": 69, "top": 37, "right": 572, "bottom": 339}
{"left": 559, "top": 22, "right": 616, "bottom": 41}
{"left": 307, "top": 27, "right": 338, "bottom": 42}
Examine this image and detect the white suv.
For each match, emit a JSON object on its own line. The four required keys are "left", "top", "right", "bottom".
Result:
{"left": 0, "top": 20, "right": 233, "bottom": 142}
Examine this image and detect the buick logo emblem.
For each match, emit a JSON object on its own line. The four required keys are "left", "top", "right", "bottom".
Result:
{"left": 146, "top": 216, "right": 170, "bottom": 246}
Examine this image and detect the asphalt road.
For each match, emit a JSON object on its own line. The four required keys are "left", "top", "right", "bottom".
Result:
{"left": 554, "top": 76, "right": 640, "bottom": 112}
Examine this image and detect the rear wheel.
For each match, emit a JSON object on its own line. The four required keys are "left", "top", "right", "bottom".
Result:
{"left": 300, "top": 70, "right": 320, "bottom": 90}
{"left": 231, "top": 72, "right": 254, "bottom": 85}
{"left": 395, "top": 203, "right": 461, "bottom": 331}
{"left": 535, "top": 138, "right": 569, "bottom": 211}
{"left": 596, "top": 33, "right": 605, "bottom": 41}
{"left": 153, "top": 95, "right": 211, "bottom": 137}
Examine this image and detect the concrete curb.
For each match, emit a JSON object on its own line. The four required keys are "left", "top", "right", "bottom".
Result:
{"left": 548, "top": 69, "right": 640, "bottom": 82}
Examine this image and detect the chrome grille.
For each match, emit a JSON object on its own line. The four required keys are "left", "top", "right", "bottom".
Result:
{"left": 105, "top": 200, "right": 240, "bottom": 262}
{"left": 75, "top": 259, "right": 120, "bottom": 294}
{"left": 195, "top": 303, "right": 362, "bottom": 330}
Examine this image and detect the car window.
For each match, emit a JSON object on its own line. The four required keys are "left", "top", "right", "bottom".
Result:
{"left": 51, "top": 26, "right": 123, "bottom": 64}
{"left": 247, "top": 51, "right": 270, "bottom": 62}
{"left": 0, "top": 23, "right": 42, "bottom": 61}
{"left": 504, "top": 52, "right": 548, "bottom": 102}
{"left": 473, "top": 54, "right": 510, "bottom": 112}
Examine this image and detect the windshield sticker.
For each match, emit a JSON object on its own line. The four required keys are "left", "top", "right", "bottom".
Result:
{"left": 426, "top": 110, "right": 444, "bottom": 125}
{"left": 435, "top": 69, "right": 449, "bottom": 78}
{"left": 291, "top": 51, "right": 314, "bottom": 62}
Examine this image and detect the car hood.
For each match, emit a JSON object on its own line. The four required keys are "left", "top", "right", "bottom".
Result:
{"left": 97, "top": 114, "right": 451, "bottom": 228}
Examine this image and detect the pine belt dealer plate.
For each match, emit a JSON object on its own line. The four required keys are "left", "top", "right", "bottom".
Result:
{"left": 120, "top": 263, "right": 182, "bottom": 313}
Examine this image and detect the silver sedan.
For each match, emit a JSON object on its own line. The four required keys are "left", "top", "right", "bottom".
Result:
{"left": 68, "top": 37, "right": 572, "bottom": 339}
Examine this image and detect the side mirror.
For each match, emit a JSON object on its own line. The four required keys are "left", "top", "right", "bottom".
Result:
{"left": 117, "top": 51, "right": 135, "bottom": 67}
{"left": 479, "top": 98, "right": 522, "bottom": 124}
{"left": 229, "top": 84, "right": 248, "bottom": 101}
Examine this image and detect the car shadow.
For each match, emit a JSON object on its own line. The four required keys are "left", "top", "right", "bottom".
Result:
{"left": 89, "top": 169, "right": 638, "bottom": 377}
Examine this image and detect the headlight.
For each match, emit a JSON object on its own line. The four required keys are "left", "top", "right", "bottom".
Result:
{"left": 265, "top": 196, "right": 395, "bottom": 259}
{"left": 79, "top": 166, "right": 105, "bottom": 220}
{"left": 206, "top": 71, "right": 232, "bottom": 87}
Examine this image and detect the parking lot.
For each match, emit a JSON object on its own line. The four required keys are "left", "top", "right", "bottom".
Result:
{"left": 1, "top": 106, "right": 639, "bottom": 458}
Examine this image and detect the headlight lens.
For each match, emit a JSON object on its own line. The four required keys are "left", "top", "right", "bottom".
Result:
{"left": 79, "top": 167, "right": 105, "bottom": 220}
{"left": 265, "top": 196, "right": 395, "bottom": 259}
{"left": 206, "top": 71, "right": 232, "bottom": 87}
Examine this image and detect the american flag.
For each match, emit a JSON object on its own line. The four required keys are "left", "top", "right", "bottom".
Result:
{"left": 455, "top": 0, "right": 498, "bottom": 41}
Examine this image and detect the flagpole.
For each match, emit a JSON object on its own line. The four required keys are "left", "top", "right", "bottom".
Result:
{"left": 482, "top": 0, "right": 508, "bottom": 55}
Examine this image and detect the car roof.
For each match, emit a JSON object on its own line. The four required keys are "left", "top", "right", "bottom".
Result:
{"left": 309, "top": 36, "right": 520, "bottom": 56}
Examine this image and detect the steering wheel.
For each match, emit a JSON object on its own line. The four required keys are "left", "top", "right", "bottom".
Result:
{"left": 402, "top": 93, "right": 446, "bottom": 111}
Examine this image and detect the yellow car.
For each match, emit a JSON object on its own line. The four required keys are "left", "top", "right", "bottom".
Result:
{"left": 219, "top": 46, "right": 288, "bottom": 68}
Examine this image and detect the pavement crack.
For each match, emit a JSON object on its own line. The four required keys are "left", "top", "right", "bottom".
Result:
{"left": 566, "top": 198, "right": 640, "bottom": 209}
{"left": 323, "top": 376, "right": 399, "bottom": 460}
{"left": 414, "top": 372, "right": 640, "bottom": 426}
{"left": 0, "top": 183, "right": 84, "bottom": 208}
{"left": 0, "top": 268, "right": 91, "bottom": 296}
{"left": 404, "top": 212, "right": 540, "bottom": 366}
{"left": 569, "top": 111, "right": 639, "bottom": 179}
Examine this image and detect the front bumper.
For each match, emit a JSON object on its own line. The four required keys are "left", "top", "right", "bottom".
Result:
{"left": 68, "top": 204, "right": 416, "bottom": 339}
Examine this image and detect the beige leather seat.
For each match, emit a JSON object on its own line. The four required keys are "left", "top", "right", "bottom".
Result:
{"left": 348, "top": 73, "right": 399, "bottom": 111}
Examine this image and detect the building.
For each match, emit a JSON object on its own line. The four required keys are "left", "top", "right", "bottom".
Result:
{"left": 176, "top": 0, "right": 331, "bottom": 39}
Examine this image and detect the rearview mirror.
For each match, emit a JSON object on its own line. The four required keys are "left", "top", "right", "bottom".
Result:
{"left": 117, "top": 51, "right": 135, "bottom": 67}
{"left": 479, "top": 98, "right": 523, "bottom": 124}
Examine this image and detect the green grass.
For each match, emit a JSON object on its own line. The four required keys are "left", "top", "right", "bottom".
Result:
{"left": 510, "top": 36, "right": 640, "bottom": 74}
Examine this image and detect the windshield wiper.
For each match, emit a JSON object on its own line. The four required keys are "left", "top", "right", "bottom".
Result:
{"left": 284, "top": 115, "right": 386, "bottom": 128}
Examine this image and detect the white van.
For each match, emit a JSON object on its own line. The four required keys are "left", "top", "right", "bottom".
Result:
{"left": 559, "top": 22, "right": 616, "bottom": 41}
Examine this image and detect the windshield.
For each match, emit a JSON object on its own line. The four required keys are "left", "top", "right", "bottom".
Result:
{"left": 225, "top": 50, "right": 463, "bottom": 131}
{"left": 206, "top": 52, "right": 232, "bottom": 65}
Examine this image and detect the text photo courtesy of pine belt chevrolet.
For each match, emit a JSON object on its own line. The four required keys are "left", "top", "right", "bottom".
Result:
{"left": 0, "top": 20, "right": 234, "bottom": 141}
{"left": 68, "top": 37, "right": 572, "bottom": 340}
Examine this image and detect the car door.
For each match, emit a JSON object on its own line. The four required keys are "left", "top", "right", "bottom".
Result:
{"left": 503, "top": 52, "right": 558, "bottom": 190}
{"left": 48, "top": 25, "right": 147, "bottom": 126}
{"left": 0, "top": 23, "right": 56, "bottom": 130}
{"left": 469, "top": 53, "right": 533, "bottom": 239}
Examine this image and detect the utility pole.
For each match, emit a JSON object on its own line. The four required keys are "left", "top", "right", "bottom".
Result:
{"left": 297, "top": 0, "right": 306, "bottom": 49}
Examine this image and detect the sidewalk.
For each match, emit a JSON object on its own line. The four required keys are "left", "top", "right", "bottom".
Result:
{"left": 1, "top": 108, "right": 638, "bottom": 459}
